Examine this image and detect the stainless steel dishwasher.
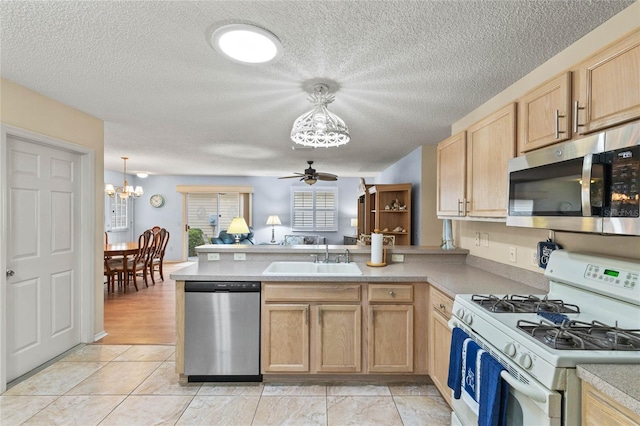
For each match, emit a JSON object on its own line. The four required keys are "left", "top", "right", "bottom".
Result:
{"left": 184, "top": 281, "right": 261, "bottom": 382}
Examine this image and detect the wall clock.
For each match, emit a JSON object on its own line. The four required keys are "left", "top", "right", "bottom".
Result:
{"left": 150, "top": 194, "right": 165, "bottom": 208}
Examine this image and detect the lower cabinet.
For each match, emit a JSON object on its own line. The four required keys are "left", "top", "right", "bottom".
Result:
{"left": 582, "top": 381, "right": 640, "bottom": 426}
{"left": 429, "top": 286, "right": 454, "bottom": 407}
{"left": 261, "top": 282, "right": 426, "bottom": 376}
{"left": 368, "top": 284, "right": 414, "bottom": 372}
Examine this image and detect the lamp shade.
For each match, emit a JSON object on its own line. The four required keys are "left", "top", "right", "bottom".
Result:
{"left": 350, "top": 218, "right": 358, "bottom": 227}
{"left": 266, "top": 215, "right": 281, "bottom": 226}
{"left": 227, "top": 217, "right": 250, "bottom": 235}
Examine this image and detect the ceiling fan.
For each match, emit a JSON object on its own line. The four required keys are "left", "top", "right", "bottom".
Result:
{"left": 279, "top": 160, "right": 338, "bottom": 185}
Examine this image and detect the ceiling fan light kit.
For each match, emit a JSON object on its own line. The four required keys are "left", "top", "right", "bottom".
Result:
{"left": 291, "top": 83, "right": 350, "bottom": 148}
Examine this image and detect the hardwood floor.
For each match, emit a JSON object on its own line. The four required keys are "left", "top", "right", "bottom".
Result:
{"left": 97, "top": 262, "right": 194, "bottom": 345}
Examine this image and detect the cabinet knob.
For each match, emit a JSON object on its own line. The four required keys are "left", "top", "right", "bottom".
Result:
{"left": 389, "top": 291, "right": 395, "bottom": 297}
{"left": 439, "top": 303, "right": 445, "bottom": 310}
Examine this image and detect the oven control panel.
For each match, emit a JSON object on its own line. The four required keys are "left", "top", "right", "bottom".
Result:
{"left": 584, "top": 263, "right": 638, "bottom": 290}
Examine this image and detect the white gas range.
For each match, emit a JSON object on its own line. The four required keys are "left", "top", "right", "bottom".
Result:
{"left": 449, "top": 250, "right": 640, "bottom": 426}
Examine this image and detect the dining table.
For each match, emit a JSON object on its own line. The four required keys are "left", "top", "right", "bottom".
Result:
{"left": 104, "top": 241, "right": 139, "bottom": 292}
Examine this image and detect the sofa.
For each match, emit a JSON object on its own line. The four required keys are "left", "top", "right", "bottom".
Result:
{"left": 212, "top": 227, "right": 255, "bottom": 245}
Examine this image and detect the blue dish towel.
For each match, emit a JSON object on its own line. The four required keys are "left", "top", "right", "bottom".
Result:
{"left": 447, "top": 327, "right": 469, "bottom": 398}
{"left": 461, "top": 338, "right": 484, "bottom": 414}
{"left": 479, "top": 352, "right": 509, "bottom": 426}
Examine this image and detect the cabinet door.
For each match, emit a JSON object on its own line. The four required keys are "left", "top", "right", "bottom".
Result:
{"left": 576, "top": 29, "right": 640, "bottom": 134}
{"left": 368, "top": 305, "right": 413, "bottom": 372}
{"left": 437, "top": 132, "right": 467, "bottom": 217}
{"left": 466, "top": 103, "right": 516, "bottom": 217}
{"left": 262, "top": 304, "right": 309, "bottom": 372}
{"left": 582, "top": 381, "right": 640, "bottom": 426}
{"left": 316, "top": 305, "right": 361, "bottom": 372}
{"left": 430, "top": 310, "right": 453, "bottom": 408}
{"left": 518, "top": 72, "right": 572, "bottom": 153}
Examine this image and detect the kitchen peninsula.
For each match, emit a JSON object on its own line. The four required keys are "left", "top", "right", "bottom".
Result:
{"left": 171, "top": 244, "right": 548, "bottom": 399}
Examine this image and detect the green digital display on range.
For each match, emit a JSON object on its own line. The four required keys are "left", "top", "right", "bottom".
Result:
{"left": 604, "top": 269, "right": 619, "bottom": 277}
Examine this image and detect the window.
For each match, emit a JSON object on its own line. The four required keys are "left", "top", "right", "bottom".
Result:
{"left": 291, "top": 187, "right": 338, "bottom": 232}
{"left": 109, "top": 195, "right": 129, "bottom": 231}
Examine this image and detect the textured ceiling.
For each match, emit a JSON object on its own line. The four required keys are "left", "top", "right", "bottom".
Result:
{"left": 1, "top": 1, "right": 634, "bottom": 178}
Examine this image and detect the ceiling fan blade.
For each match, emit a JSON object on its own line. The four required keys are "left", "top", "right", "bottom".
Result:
{"left": 278, "top": 174, "right": 304, "bottom": 179}
{"left": 317, "top": 174, "right": 338, "bottom": 181}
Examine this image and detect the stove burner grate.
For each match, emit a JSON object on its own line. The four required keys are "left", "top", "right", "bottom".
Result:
{"left": 517, "top": 319, "right": 640, "bottom": 351}
{"left": 472, "top": 294, "right": 580, "bottom": 314}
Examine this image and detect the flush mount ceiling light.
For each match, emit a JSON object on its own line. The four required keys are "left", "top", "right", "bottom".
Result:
{"left": 291, "top": 83, "right": 350, "bottom": 148}
{"left": 211, "top": 24, "right": 283, "bottom": 65}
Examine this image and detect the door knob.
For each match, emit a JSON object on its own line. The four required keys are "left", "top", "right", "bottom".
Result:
{"left": 6, "top": 269, "right": 15, "bottom": 277}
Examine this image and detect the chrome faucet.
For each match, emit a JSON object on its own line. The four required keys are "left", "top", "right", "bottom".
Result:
{"left": 324, "top": 244, "right": 329, "bottom": 263}
{"left": 344, "top": 249, "right": 350, "bottom": 263}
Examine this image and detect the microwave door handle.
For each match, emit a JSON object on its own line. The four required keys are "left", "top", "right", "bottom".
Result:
{"left": 581, "top": 154, "right": 593, "bottom": 217}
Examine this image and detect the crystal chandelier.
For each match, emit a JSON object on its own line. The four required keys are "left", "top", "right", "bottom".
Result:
{"left": 290, "top": 83, "right": 350, "bottom": 148}
{"left": 104, "top": 157, "right": 143, "bottom": 199}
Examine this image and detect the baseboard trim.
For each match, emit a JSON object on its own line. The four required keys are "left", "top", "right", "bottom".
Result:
{"left": 94, "top": 330, "right": 108, "bottom": 342}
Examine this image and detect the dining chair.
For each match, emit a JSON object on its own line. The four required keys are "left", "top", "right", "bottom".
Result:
{"left": 105, "top": 230, "right": 152, "bottom": 292}
{"left": 150, "top": 228, "right": 170, "bottom": 282}
{"left": 151, "top": 225, "right": 161, "bottom": 234}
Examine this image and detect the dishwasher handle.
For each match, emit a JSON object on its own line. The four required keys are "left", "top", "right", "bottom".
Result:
{"left": 185, "top": 281, "right": 260, "bottom": 292}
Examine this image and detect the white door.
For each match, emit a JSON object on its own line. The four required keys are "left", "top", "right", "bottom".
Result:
{"left": 5, "top": 136, "right": 82, "bottom": 381}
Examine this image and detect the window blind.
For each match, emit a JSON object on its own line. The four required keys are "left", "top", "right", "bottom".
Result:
{"left": 291, "top": 187, "right": 337, "bottom": 231}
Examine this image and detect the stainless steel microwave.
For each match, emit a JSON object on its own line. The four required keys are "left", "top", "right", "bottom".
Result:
{"left": 507, "top": 122, "right": 639, "bottom": 235}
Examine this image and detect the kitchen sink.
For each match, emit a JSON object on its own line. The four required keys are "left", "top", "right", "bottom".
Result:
{"left": 262, "top": 261, "right": 362, "bottom": 276}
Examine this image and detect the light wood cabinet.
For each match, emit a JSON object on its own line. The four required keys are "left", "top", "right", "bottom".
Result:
{"left": 262, "top": 283, "right": 362, "bottom": 374}
{"left": 261, "top": 282, "right": 427, "bottom": 376}
{"left": 262, "top": 304, "right": 310, "bottom": 372}
{"left": 436, "top": 131, "right": 467, "bottom": 217}
{"left": 466, "top": 103, "right": 517, "bottom": 218}
{"left": 575, "top": 29, "right": 640, "bottom": 135}
{"left": 429, "top": 286, "right": 454, "bottom": 408}
{"left": 368, "top": 305, "right": 413, "bottom": 372}
{"left": 368, "top": 183, "right": 412, "bottom": 245}
{"left": 518, "top": 72, "right": 572, "bottom": 153}
{"left": 316, "top": 305, "right": 361, "bottom": 372}
{"left": 582, "top": 381, "right": 640, "bottom": 426}
{"left": 368, "top": 284, "right": 414, "bottom": 373}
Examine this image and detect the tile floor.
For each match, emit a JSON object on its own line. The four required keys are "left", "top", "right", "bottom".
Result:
{"left": 1, "top": 345, "right": 451, "bottom": 425}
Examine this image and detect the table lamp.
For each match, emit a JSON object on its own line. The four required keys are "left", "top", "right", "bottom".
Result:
{"left": 227, "top": 217, "right": 250, "bottom": 244}
{"left": 266, "top": 215, "right": 281, "bottom": 243}
{"left": 350, "top": 218, "right": 358, "bottom": 235}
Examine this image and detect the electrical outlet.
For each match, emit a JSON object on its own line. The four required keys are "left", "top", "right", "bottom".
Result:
{"left": 391, "top": 254, "right": 404, "bottom": 263}
{"left": 509, "top": 246, "right": 517, "bottom": 263}
{"left": 481, "top": 233, "right": 489, "bottom": 247}
{"left": 207, "top": 253, "right": 220, "bottom": 261}
{"left": 474, "top": 232, "right": 480, "bottom": 246}
{"left": 531, "top": 250, "right": 538, "bottom": 266}
{"left": 234, "top": 252, "right": 246, "bottom": 261}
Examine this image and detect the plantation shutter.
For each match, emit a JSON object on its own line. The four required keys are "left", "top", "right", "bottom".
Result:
{"left": 291, "top": 187, "right": 338, "bottom": 232}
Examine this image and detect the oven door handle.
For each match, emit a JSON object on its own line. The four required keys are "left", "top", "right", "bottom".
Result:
{"left": 448, "top": 319, "right": 548, "bottom": 404}
{"left": 499, "top": 371, "right": 547, "bottom": 404}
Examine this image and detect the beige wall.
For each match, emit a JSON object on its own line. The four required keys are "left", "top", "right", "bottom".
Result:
{"left": 0, "top": 78, "right": 105, "bottom": 335}
{"left": 448, "top": 2, "right": 640, "bottom": 272}
{"left": 421, "top": 145, "right": 443, "bottom": 246}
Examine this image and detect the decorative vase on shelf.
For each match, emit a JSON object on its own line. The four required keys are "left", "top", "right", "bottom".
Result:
{"left": 441, "top": 219, "right": 456, "bottom": 250}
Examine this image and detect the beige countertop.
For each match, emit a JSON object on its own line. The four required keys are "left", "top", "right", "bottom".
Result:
{"left": 577, "top": 364, "right": 640, "bottom": 416}
{"left": 171, "top": 250, "right": 547, "bottom": 297}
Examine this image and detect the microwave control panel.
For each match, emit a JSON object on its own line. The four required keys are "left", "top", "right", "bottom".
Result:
{"left": 608, "top": 145, "right": 639, "bottom": 218}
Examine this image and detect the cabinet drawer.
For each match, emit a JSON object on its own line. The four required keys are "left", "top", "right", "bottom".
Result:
{"left": 368, "top": 284, "right": 413, "bottom": 303}
{"left": 431, "top": 287, "right": 453, "bottom": 319}
{"left": 263, "top": 283, "right": 361, "bottom": 302}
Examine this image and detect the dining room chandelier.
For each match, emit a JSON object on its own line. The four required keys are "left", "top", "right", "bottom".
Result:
{"left": 290, "top": 83, "right": 350, "bottom": 148}
{"left": 104, "top": 156, "right": 143, "bottom": 199}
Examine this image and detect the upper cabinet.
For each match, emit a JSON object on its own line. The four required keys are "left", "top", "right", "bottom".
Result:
{"left": 518, "top": 72, "right": 572, "bottom": 153}
{"left": 436, "top": 131, "right": 466, "bottom": 217}
{"left": 437, "top": 104, "right": 516, "bottom": 219}
{"left": 467, "top": 104, "right": 517, "bottom": 218}
{"left": 575, "top": 29, "right": 640, "bottom": 135}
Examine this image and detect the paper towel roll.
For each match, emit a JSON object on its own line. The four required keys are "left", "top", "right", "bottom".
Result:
{"left": 371, "top": 233, "right": 384, "bottom": 264}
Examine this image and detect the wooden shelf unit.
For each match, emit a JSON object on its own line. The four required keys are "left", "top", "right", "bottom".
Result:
{"left": 368, "top": 183, "right": 412, "bottom": 245}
